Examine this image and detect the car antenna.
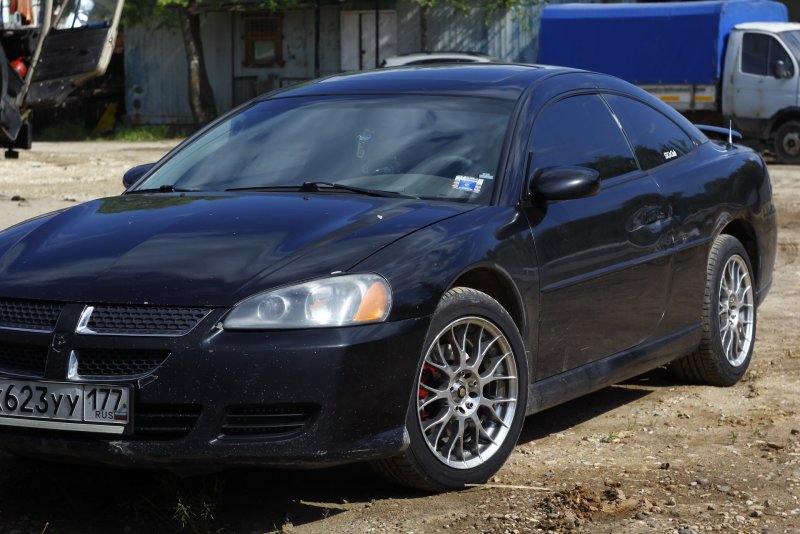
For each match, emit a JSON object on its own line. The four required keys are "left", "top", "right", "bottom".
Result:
{"left": 728, "top": 120, "right": 733, "bottom": 148}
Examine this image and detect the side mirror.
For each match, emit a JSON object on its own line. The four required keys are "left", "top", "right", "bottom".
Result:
{"left": 530, "top": 166, "right": 600, "bottom": 201}
{"left": 773, "top": 59, "right": 792, "bottom": 79}
{"left": 122, "top": 163, "right": 156, "bottom": 189}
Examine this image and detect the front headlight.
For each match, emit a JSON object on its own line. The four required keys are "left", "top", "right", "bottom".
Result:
{"left": 223, "top": 274, "right": 392, "bottom": 329}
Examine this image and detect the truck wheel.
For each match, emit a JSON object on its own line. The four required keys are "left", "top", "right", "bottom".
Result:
{"left": 371, "top": 287, "right": 528, "bottom": 491}
{"left": 774, "top": 121, "right": 800, "bottom": 164}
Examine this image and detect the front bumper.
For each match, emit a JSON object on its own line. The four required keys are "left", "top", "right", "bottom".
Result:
{"left": 0, "top": 308, "right": 429, "bottom": 469}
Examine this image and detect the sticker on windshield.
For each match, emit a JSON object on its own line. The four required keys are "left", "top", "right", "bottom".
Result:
{"left": 356, "top": 129, "right": 374, "bottom": 159}
{"left": 452, "top": 176, "right": 484, "bottom": 194}
{"left": 479, "top": 172, "right": 494, "bottom": 180}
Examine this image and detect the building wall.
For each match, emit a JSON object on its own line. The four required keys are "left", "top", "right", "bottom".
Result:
{"left": 124, "top": 0, "right": 604, "bottom": 124}
{"left": 421, "top": 5, "right": 543, "bottom": 62}
{"left": 126, "top": 14, "right": 233, "bottom": 125}
{"left": 125, "top": 6, "right": 341, "bottom": 124}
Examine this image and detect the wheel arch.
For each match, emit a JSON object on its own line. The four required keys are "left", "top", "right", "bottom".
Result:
{"left": 718, "top": 219, "right": 759, "bottom": 284}
{"left": 768, "top": 108, "right": 800, "bottom": 137}
{"left": 447, "top": 265, "right": 526, "bottom": 337}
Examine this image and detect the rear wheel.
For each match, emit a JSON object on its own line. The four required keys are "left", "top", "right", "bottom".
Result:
{"left": 774, "top": 121, "right": 800, "bottom": 164}
{"left": 371, "top": 287, "right": 528, "bottom": 491}
{"left": 671, "top": 235, "right": 756, "bottom": 386}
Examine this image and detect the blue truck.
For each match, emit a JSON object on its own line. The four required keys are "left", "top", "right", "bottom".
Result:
{"left": 538, "top": 0, "right": 800, "bottom": 163}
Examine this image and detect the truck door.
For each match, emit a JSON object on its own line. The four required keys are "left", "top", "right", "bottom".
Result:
{"left": 730, "top": 32, "right": 798, "bottom": 121}
{"left": 24, "top": 0, "right": 124, "bottom": 109}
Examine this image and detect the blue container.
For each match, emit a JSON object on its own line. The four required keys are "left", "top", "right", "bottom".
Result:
{"left": 538, "top": 0, "right": 788, "bottom": 85}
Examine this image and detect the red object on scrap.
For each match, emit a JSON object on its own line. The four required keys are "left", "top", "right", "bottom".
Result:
{"left": 10, "top": 58, "right": 27, "bottom": 79}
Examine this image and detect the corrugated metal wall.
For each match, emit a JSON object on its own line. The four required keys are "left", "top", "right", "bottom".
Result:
{"left": 423, "top": 4, "right": 542, "bottom": 62}
{"left": 126, "top": 14, "right": 233, "bottom": 124}
{"left": 125, "top": 6, "right": 340, "bottom": 124}
{"left": 125, "top": 0, "right": 610, "bottom": 124}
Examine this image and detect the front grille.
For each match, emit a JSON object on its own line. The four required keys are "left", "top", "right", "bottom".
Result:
{"left": 133, "top": 404, "right": 201, "bottom": 439}
{"left": 0, "top": 343, "right": 48, "bottom": 376}
{"left": 220, "top": 404, "right": 317, "bottom": 439}
{"left": 0, "top": 299, "right": 62, "bottom": 331}
{"left": 83, "top": 306, "right": 210, "bottom": 336}
{"left": 75, "top": 349, "right": 170, "bottom": 378}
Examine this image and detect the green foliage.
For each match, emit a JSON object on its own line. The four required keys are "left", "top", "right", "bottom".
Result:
{"left": 123, "top": 0, "right": 300, "bottom": 28}
{"left": 38, "top": 122, "right": 183, "bottom": 142}
{"left": 111, "top": 124, "right": 175, "bottom": 141}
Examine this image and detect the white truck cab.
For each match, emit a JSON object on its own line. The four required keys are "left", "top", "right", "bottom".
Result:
{"left": 725, "top": 22, "right": 800, "bottom": 163}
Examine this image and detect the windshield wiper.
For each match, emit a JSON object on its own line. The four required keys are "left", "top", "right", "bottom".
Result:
{"left": 224, "top": 185, "right": 307, "bottom": 192}
{"left": 300, "top": 181, "right": 417, "bottom": 198}
{"left": 127, "top": 185, "right": 200, "bottom": 194}
{"left": 226, "top": 182, "right": 417, "bottom": 198}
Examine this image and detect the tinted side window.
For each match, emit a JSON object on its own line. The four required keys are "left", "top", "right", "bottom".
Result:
{"left": 605, "top": 95, "right": 694, "bottom": 171}
{"left": 742, "top": 33, "right": 793, "bottom": 77}
{"left": 531, "top": 95, "right": 637, "bottom": 180}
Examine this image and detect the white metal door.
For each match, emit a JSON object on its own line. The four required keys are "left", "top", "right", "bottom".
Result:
{"left": 340, "top": 10, "right": 397, "bottom": 71}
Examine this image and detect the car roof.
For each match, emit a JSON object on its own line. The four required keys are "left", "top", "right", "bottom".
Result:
{"left": 270, "top": 64, "right": 567, "bottom": 101}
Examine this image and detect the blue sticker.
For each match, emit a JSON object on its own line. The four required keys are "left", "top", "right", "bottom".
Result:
{"left": 452, "top": 176, "right": 484, "bottom": 194}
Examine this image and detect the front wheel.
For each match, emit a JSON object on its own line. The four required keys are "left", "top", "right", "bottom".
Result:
{"left": 671, "top": 235, "right": 756, "bottom": 386}
{"left": 774, "top": 121, "right": 800, "bottom": 164}
{"left": 371, "top": 287, "right": 528, "bottom": 491}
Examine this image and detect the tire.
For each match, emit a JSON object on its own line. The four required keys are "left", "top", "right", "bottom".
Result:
{"left": 671, "top": 235, "right": 756, "bottom": 386}
{"left": 371, "top": 287, "right": 528, "bottom": 491}
{"left": 774, "top": 121, "right": 800, "bottom": 164}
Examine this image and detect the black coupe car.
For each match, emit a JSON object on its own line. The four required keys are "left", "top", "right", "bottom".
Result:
{"left": 0, "top": 65, "right": 776, "bottom": 491}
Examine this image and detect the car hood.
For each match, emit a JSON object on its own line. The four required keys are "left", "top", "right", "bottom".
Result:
{"left": 0, "top": 193, "right": 472, "bottom": 306}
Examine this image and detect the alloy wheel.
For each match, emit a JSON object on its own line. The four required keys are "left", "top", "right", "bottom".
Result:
{"left": 718, "top": 254, "right": 754, "bottom": 367}
{"left": 416, "top": 317, "right": 518, "bottom": 469}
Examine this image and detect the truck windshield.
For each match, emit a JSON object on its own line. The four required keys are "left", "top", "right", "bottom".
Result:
{"left": 133, "top": 95, "right": 513, "bottom": 203}
{"left": 779, "top": 30, "right": 800, "bottom": 60}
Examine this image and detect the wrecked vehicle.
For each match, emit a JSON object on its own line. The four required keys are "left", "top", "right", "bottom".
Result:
{"left": 0, "top": 0, "right": 123, "bottom": 157}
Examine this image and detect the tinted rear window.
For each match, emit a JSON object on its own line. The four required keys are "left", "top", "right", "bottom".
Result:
{"left": 604, "top": 95, "right": 694, "bottom": 171}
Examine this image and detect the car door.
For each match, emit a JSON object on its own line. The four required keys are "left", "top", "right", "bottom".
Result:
{"left": 523, "top": 93, "right": 672, "bottom": 379}
{"left": 603, "top": 94, "right": 711, "bottom": 338}
{"left": 24, "top": 0, "right": 124, "bottom": 109}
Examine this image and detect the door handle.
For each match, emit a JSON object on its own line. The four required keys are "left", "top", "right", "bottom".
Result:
{"left": 642, "top": 207, "right": 666, "bottom": 225}
{"left": 627, "top": 205, "right": 671, "bottom": 233}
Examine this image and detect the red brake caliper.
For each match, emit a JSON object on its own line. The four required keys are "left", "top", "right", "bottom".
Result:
{"left": 418, "top": 363, "right": 437, "bottom": 417}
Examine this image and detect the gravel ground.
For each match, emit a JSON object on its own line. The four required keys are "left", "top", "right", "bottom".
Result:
{"left": 0, "top": 142, "right": 797, "bottom": 534}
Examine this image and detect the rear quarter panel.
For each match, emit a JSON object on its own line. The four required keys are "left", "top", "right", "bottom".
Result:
{"left": 652, "top": 142, "right": 776, "bottom": 338}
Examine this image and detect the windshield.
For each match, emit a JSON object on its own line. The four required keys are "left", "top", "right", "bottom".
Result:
{"left": 55, "top": 0, "right": 118, "bottom": 29}
{"left": 135, "top": 95, "right": 514, "bottom": 202}
{"left": 779, "top": 30, "right": 800, "bottom": 59}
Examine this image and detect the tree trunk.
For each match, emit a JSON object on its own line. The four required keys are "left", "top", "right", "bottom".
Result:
{"left": 174, "top": 2, "right": 217, "bottom": 127}
{"left": 420, "top": 5, "right": 428, "bottom": 52}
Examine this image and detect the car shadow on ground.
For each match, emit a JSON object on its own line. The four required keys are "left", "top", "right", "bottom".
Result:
{"left": 518, "top": 365, "right": 679, "bottom": 444}
{"left": 0, "top": 368, "right": 683, "bottom": 533}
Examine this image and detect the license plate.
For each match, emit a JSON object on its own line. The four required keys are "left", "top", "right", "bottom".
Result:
{"left": 0, "top": 378, "right": 131, "bottom": 435}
